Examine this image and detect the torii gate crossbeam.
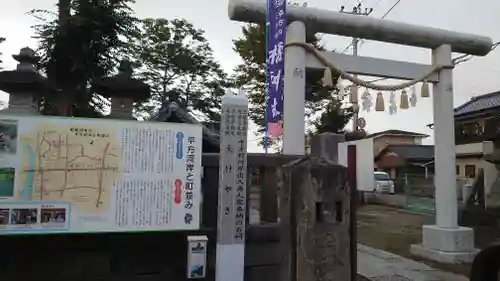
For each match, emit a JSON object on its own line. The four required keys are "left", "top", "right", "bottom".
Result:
{"left": 229, "top": 0, "right": 492, "bottom": 55}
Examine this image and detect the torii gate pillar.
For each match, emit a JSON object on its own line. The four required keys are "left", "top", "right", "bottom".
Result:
{"left": 409, "top": 44, "right": 480, "bottom": 263}
{"left": 283, "top": 21, "right": 306, "bottom": 155}
{"left": 229, "top": 0, "right": 492, "bottom": 264}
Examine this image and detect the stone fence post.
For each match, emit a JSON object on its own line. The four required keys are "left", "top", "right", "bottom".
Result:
{"left": 279, "top": 133, "right": 351, "bottom": 281}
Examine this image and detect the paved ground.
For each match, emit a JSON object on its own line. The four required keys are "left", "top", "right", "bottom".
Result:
{"left": 358, "top": 244, "right": 468, "bottom": 281}
{"left": 357, "top": 204, "right": 472, "bottom": 277}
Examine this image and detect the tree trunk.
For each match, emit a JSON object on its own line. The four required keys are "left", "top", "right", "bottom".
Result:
{"left": 58, "top": 0, "right": 71, "bottom": 24}
{"left": 54, "top": 0, "right": 72, "bottom": 116}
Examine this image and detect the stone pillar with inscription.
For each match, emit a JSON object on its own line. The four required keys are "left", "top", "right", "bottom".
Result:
{"left": 0, "top": 47, "right": 55, "bottom": 115}
{"left": 216, "top": 89, "right": 248, "bottom": 281}
{"left": 93, "top": 60, "right": 151, "bottom": 120}
{"left": 282, "top": 155, "right": 350, "bottom": 281}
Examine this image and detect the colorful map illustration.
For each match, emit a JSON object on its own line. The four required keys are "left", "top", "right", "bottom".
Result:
{"left": 16, "top": 124, "right": 123, "bottom": 212}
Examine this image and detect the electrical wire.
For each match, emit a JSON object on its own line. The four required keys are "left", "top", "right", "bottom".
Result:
{"left": 342, "top": 0, "right": 351, "bottom": 7}
{"left": 341, "top": 0, "right": 403, "bottom": 53}
{"left": 380, "top": 0, "right": 401, "bottom": 19}
{"left": 452, "top": 41, "right": 500, "bottom": 65}
{"left": 494, "top": 41, "right": 500, "bottom": 50}
{"left": 371, "top": 0, "right": 383, "bottom": 9}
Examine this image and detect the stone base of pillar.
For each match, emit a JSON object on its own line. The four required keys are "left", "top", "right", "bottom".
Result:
{"left": 410, "top": 225, "right": 479, "bottom": 264}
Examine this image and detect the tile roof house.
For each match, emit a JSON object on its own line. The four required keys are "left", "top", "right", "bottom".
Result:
{"left": 374, "top": 144, "right": 435, "bottom": 166}
{"left": 450, "top": 91, "right": 500, "bottom": 182}
{"left": 367, "top": 129, "right": 430, "bottom": 155}
{"left": 427, "top": 91, "right": 500, "bottom": 129}
{"left": 454, "top": 91, "right": 500, "bottom": 120}
{"left": 367, "top": 129, "right": 429, "bottom": 139}
{"left": 448, "top": 91, "right": 500, "bottom": 146}
{"left": 149, "top": 100, "right": 221, "bottom": 153}
{"left": 374, "top": 144, "right": 435, "bottom": 183}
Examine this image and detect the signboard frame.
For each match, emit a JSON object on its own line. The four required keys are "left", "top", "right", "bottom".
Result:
{"left": 0, "top": 113, "right": 203, "bottom": 235}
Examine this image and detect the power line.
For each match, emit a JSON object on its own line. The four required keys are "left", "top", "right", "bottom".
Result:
{"left": 494, "top": 41, "right": 500, "bottom": 50}
{"left": 335, "top": 0, "right": 498, "bottom": 85}
{"left": 453, "top": 41, "right": 500, "bottom": 65}
{"left": 341, "top": 0, "right": 403, "bottom": 53}
{"left": 371, "top": 0, "right": 384, "bottom": 9}
{"left": 380, "top": 0, "right": 402, "bottom": 19}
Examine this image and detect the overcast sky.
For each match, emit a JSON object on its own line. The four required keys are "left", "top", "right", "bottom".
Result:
{"left": 0, "top": 0, "right": 499, "bottom": 152}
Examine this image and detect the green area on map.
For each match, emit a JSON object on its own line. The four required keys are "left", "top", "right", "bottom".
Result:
{"left": 0, "top": 167, "right": 15, "bottom": 197}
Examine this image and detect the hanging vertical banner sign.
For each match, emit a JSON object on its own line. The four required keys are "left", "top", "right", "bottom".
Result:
{"left": 266, "top": 0, "right": 287, "bottom": 138}
{"left": 216, "top": 90, "right": 249, "bottom": 281}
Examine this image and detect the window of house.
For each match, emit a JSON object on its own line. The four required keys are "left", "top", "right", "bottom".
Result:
{"left": 475, "top": 122, "right": 484, "bottom": 135}
{"left": 456, "top": 165, "right": 460, "bottom": 175}
{"left": 465, "top": 165, "right": 476, "bottom": 178}
{"left": 460, "top": 126, "right": 469, "bottom": 136}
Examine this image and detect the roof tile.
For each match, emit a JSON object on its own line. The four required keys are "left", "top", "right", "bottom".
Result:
{"left": 455, "top": 91, "right": 500, "bottom": 116}
{"left": 367, "top": 129, "right": 429, "bottom": 138}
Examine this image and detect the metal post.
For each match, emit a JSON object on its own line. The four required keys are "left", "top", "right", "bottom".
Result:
{"left": 352, "top": 37, "right": 359, "bottom": 132}
{"left": 340, "top": 4, "right": 373, "bottom": 132}
{"left": 347, "top": 144, "right": 357, "bottom": 281}
{"left": 216, "top": 90, "right": 249, "bottom": 281}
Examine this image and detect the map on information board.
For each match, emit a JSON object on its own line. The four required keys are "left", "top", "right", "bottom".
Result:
{"left": 17, "top": 124, "right": 123, "bottom": 212}
{"left": 0, "top": 115, "right": 202, "bottom": 235}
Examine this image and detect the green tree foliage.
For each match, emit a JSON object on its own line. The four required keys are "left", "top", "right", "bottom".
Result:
{"left": 345, "top": 129, "right": 368, "bottom": 141}
{"left": 309, "top": 95, "right": 366, "bottom": 140}
{"left": 311, "top": 94, "right": 353, "bottom": 134}
{"left": 131, "top": 18, "right": 228, "bottom": 121}
{"left": 30, "top": 0, "right": 139, "bottom": 117}
{"left": 0, "top": 37, "right": 5, "bottom": 69}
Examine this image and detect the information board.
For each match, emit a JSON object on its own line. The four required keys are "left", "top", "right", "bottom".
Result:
{"left": 0, "top": 114, "right": 202, "bottom": 234}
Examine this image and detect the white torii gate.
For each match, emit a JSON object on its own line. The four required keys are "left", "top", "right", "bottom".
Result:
{"left": 228, "top": 0, "right": 493, "bottom": 263}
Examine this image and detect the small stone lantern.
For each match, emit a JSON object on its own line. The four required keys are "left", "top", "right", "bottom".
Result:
{"left": 0, "top": 47, "right": 53, "bottom": 115}
{"left": 93, "top": 60, "right": 150, "bottom": 120}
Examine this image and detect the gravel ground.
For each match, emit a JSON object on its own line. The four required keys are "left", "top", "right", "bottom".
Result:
{"left": 357, "top": 274, "right": 372, "bottom": 281}
{"left": 357, "top": 204, "right": 472, "bottom": 277}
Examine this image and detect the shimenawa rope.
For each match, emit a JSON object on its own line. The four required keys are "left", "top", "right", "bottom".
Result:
{"left": 285, "top": 42, "right": 447, "bottom": 91}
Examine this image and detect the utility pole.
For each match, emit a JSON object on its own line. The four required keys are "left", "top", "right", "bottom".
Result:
{"left": 340, "top": 4, "right": 373, "bottom": 132}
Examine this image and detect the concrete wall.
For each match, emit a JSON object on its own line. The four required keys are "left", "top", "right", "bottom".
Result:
{"left": 456, "top": 142, "right": 498, "bottom": 195}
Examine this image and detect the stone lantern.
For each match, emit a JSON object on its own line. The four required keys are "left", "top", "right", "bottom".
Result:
{"left": 93, "top": 60, "right": 150, "bottom": 120}
{"left": 0, "top": 47, "right": 54, "bottom": 115}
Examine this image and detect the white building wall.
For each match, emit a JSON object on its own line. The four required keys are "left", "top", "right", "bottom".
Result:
{"left": 338, "top": 138, "right": 374, "bottom": 192}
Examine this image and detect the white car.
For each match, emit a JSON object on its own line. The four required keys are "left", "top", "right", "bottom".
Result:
{"left": 374, "top": 171, "right": 395, "bottom": 194}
